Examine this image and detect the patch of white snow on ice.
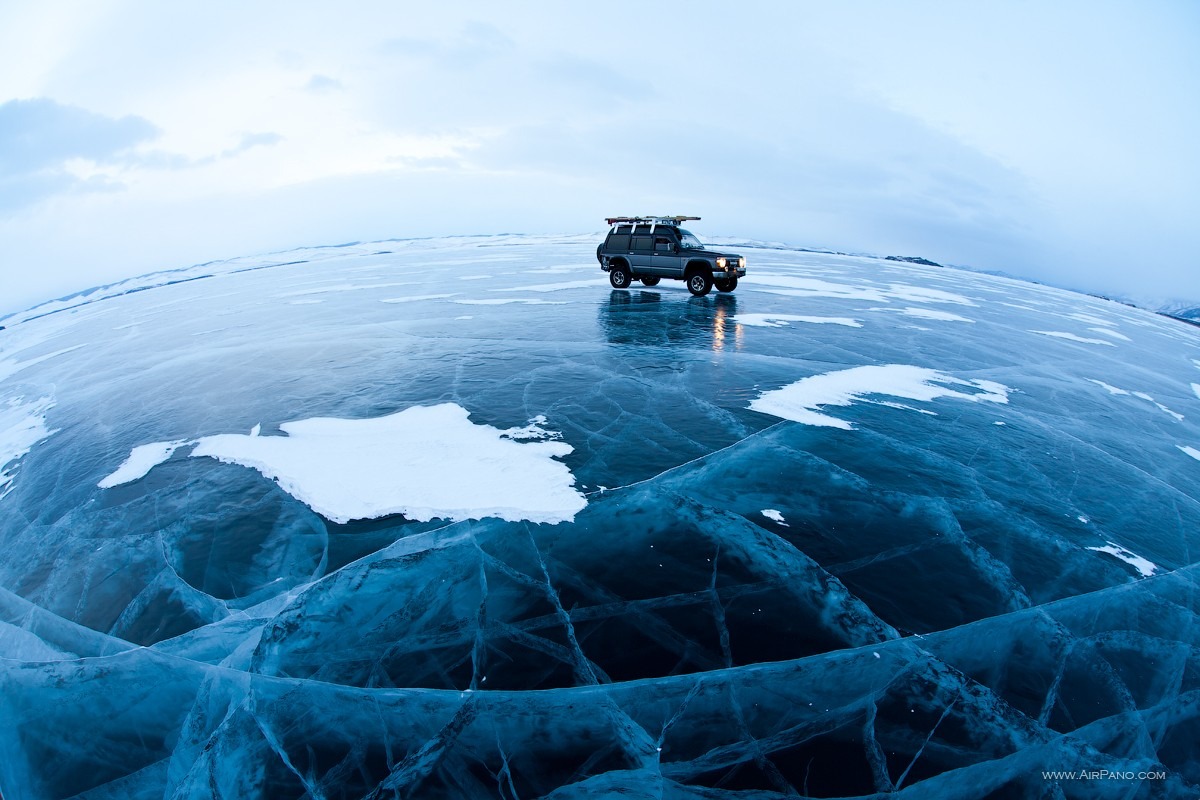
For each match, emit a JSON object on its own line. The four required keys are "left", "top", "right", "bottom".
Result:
{"left": 735, "top": 314, "right": 861, "bottom": 328}
{"left": 500, "top": 416, "right": 561, "bottom": 441}
{"left": 1069, "top": 313, "right": 1116, "bottom": 327}
{"left": 1192, "top": 383, "right": 1200, "bottom": 400}
{"left": 1088, "top": 380, "right": 1129, "bottom": 396}
{"left": 182, "top": 404, "right": 585, "bottom": 524}
{"left": 1178, "top": 445, "right": 1200, "bottom": 462}
{"left": 0, "top": 395, "right": 57, "bottom": 501}
{"left": 1087, "top": 542, "right": 1159, "bottom": 578}
{"left": 761, "top": 509, "right": 788, "bottom": 526}
{"left": 895, "top": 307, "right": 974, "bottom": 322}
{"left": 1029, "top": 331, "right": 1115, "bottom": 346}
{"left": 750, "top": 365, "right": 1010, "bottom": 429}
{"left": 98, "top": 440, "right": 191, "bottom": 489}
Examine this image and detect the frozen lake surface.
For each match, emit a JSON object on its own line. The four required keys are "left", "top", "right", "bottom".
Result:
{"left": 2, "top": 234, "right": 1199, "bottom": 797}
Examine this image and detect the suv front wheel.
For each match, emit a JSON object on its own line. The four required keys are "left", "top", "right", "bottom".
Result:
{"left": 714, "top": 276, "right": 738, "bottom": 292}
{"left": 609, "top": 265, "right": 632, "bottom": 289}
{"left": 686, "top": 270, "right": 713, "bottom": 296}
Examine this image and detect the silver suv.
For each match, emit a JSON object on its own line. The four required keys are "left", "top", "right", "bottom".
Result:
{"left": 596, "top": 216, "right": 746, "bottom": 296}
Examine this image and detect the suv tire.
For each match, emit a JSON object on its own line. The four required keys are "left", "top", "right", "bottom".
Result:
{"left": 714, "top": 276, "right": 738, "bottom": 292}
{"left": 686, "top": 270, "right": 713, "bottom": 297}
{"left": 609, "top": 265, "right": 632, "bottom": 289}
{"left": 640, "top": 276, "right": 661, "bottom": 287}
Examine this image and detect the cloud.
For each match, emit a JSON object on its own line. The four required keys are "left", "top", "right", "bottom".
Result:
{"left": 0, "top": 98, "right": 157, "bottom": 212}
{"left": 305, "top": 74, "right": 343, "bottom": 93}
{"left": 220, "top": 131, "right": 284, "bottom": 158}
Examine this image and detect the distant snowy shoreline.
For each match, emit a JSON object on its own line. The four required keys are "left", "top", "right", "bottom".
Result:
{"left": 3, "top": 233, "right": 1196, "bottom": 329}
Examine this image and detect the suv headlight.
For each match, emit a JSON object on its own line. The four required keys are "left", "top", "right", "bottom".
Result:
{"left": 738, "top": 257, "right": 746, "bottom": 269}
{"left": 716, "top": 257, "right": 727, "bottom": 268}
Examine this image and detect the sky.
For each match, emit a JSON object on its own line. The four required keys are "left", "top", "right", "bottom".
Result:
{"left": 1, "top": 0, "right": 1198, "bottom": 316}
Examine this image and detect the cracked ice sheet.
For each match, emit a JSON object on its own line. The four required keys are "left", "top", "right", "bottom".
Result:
{"left": 750, "top": 364, "right": 1010, "bottom": 429}
{"left": 734, "top": 313, "right": 861, "bottom": 328}
{"left": 0, "top": 394, "right": 56, "bottom": 500}
{"left": 101, "top": 403, "right": 586, "bottom": 524}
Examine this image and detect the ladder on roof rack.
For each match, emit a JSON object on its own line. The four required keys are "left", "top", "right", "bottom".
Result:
{"left": 605, "top": 215, "right": 700, "bottom": 226}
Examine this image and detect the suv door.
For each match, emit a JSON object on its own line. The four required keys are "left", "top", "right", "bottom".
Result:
{"left": 648, "top": 230, "right": 681, "bottom": 276}
{"left": 629, "top": 224, "right": 654, "bottom": 273}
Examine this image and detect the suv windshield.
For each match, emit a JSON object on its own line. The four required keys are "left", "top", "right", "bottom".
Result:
{"left": 678, "top": 230, "right": 704, "bottom": 250}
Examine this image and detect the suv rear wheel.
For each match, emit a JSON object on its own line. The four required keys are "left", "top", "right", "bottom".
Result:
{"left": 609, "top": 265, "right": 632, "bottom": 289}
{"left": 714, "top": 276, "right": 738, "bottom": 292}
{"left": 686, "top": 270, "right": 713, "bottom": 297}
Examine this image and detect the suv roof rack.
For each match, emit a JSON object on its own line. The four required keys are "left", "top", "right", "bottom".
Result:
{"left": 605, "top": 215, "right": 700, "bottom": 226}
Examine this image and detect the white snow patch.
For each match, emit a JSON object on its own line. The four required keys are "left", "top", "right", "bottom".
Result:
{"left": 1178, "top": 445, "right": 1200, "bottom": 462}
{"left": 1088, "top": 381, "right": 1183, "bottom": 421}
{"left": 885, "top": 285, "right": 977, "bottom": 307}
{"left": 735, "top": 314, "right": 861, "bottom": 328}
{"left": 1069, "top": 313, "right": 1116, "bottom": 327}
{"left": 0, "top": 395, "right": 57, "bottom": 501}
{"left": 250, "top": 424, "right": 261, "bottom": 436}
{"left": 1029, "top": 331, "right": 1116, "bottom": 346}
{"left": 1088, "top": 380, "right": 1129, "bottom": 396}
{"left": 1191, "top": 383, "right": 1200, "bottom": 400}
{"left": 455, "top": 315, "right": 474, "bottom": 320}
{"left": 122, "top": 404, "right": 590, "bottom": 524}
{"left": 288, "top": 299, "right": 324, "bottom": 305}
{"left": 1078, "top": 516, "right": 1090, "bottom": 524}
{"left": 1193, "top": 359, "right": 1200, "bottom": 370}
{"left": 1087, "top": 542, "right": 1159, "bottom": 578}
{"left": 750, "top": 365, "right": 1010, "bottom": 429}
{"left": 98, "top": 440, "right": 190, "bottom": 489}
{"left": 1088, "top": 327, "right": 1131, "bottom": 341}
{"left": 500, "top": 416, "right": 561, "bottom": 441}
{"left": 380, "top": 294, "right": 457, "bottom": 303}
{"left": 761, "top": 509, "right": 789, "bottom": 526}
{"left": 897, "top": 307, "right": 974, "bottom": 322}
{"left": 458, "top": 275, "right": 492, "bottom": 281}
{"left": 1154, "top": 403, "right": 1184, "bottom": 422}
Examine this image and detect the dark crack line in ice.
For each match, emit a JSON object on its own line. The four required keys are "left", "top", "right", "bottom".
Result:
{"left": 581, "top": 419, "right": 791, "bottom": 498}
{"left": 709, "top": 546, "right": 734, "bottom": 670}
{"left": 252, "top": 706, "right": 328, "bottom": 800}
{"left": 863, "top": 699, "right": 896, "bottom": 793}
{"left": 895, "top": 688, "right": 961, "bottom": 790}
{"left": 365, "top": 696, "right": 477, "bottom": 799}
{"left": 525, "top": 528, "right": 599, "bottom": 687}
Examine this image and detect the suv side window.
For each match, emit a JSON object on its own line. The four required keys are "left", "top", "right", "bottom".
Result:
{"left": 631, "top": 235, "right": 652, "bottom": 251}
{"left": 654, "top": 234, "right": 676, "bottom": 253}
{"left": 607, "top": 232, "right": 631, "bottom": 250}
